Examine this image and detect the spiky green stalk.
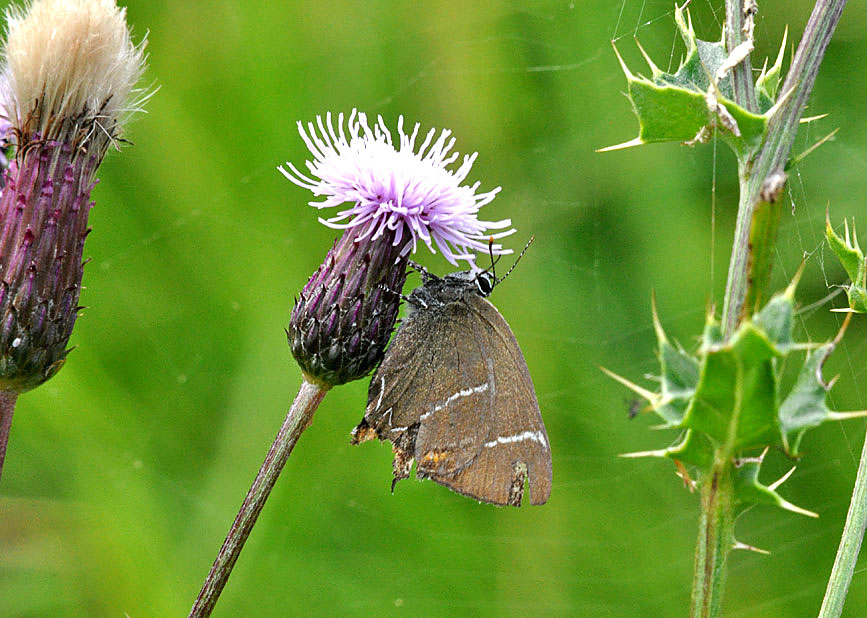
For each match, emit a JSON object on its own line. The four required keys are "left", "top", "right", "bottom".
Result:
{"left": 690, "top": 463, "right": 734, "bottom": 618}
{"left": 607, "top": 2, "right": 850, "bottom": 615}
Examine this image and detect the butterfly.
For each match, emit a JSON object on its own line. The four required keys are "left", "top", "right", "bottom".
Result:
{"left": 351, "top": 244, "right": 551, "bottom": 506}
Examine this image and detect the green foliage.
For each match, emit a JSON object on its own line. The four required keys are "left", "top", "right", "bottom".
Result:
{"left": 755, "top": 28, "right": 788, "bottom": 111}
{"left": 613, "top": 276, "right": 867, "bottom": 518}
{"left": 602, "top": 5, "right": 791, "bottom": 157}
{"left": 826, "top": 213, "right": 867, "bottom": 312}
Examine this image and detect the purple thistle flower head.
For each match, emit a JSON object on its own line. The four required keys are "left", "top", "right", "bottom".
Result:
{"left": 279, "top": 110, "right": 514, "bottom": 268}
{"left": 281, "top": 111, "right": 514, "bottom": 387}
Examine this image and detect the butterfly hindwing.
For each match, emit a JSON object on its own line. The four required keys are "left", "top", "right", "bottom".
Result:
{"left": 412, "top": 300, "right": 497, "bottom": 480}
{"left": 422, "top": 295, "right": 551, "bottom": 506}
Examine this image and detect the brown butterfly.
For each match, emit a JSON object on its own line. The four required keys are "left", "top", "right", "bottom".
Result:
{"left": 351, "top": 251, "right": 551, "bottom": 506}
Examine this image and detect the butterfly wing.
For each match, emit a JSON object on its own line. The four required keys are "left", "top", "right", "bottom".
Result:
{"left": 353, "top": 300, "right": 494, "bottom": 486}
{"left": 418, "top": 295, "right": 552, "bottom": 506}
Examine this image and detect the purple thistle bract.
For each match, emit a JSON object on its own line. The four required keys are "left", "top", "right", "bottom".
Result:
{"left": 280, "top": 110, "right": 513, "bottom": 387}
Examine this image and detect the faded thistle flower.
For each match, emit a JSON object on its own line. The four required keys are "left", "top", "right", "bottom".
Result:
{"left": 280, "top": 110, "right": 513, "bottom": 387}
{"left": 0, "top": 0, "right": 148, "bottom": 393}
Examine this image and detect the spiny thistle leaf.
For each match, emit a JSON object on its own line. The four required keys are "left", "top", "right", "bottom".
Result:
{"left": 683, "top": 322, "right": 780, "bottom": 451}
{"left": 601, "top": 5, "right": 775, "bottom": 156}
{"left": 733, "top": 454, "right": 817, "bottom": 518}
{"left": 778, "top": 343, "right": 835, "bottom": 454}
{"left": 826, "top": 211, "right": 867, "bottom": 312}
{"left": 612, "top": 277, "right": 864, "bottom": 514}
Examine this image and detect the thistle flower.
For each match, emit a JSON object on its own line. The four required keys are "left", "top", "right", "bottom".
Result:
{"left": 0, "top": 0, "right": 147, "bottom": 479}
{"left": 280, "top": 110, "right": 513, "bottom": 387}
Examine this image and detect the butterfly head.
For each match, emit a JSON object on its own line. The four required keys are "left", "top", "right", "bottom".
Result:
{"left": 471, "top": 235, "right": 535, "bottom": 296}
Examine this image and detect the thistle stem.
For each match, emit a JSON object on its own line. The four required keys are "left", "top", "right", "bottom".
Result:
{"left": 188, "top": 378, "right": 328, "bottom": 618}
{"left": 690, "top": 463, "right": 735, "bottom": 618}
{"left": 694, "top": 0, "right": 848, "bottom": 614}
{"left": 818, "top": 427, "right": 867, "bottom": 617}
{"left": 721, "top": 0, "right": 848, "bottom": 336}
{"left": 0, "top": 389, "right": 18, "bottom": 483}
{"left": 724, "top": 0, "right": 756, "bottom": 113}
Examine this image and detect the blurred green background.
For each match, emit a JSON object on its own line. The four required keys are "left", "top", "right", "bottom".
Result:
{"left": 2, "top": 0, "right": 867, "bottom": 616}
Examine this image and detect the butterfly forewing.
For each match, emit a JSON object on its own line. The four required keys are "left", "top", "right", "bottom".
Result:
{"left": 357, "top": 301, "right": 493, "bottom": 476}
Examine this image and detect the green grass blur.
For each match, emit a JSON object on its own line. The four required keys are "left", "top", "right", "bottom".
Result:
{"left": 2, "top": 1, "right": 867, "bottom": 616}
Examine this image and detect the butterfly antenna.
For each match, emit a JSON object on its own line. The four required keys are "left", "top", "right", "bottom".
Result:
{"left": 483, "top": 237, "right": 504, "bottom": 279}
{"left": 407, "top": 259, "right": 429, "bottom": 275}
{"left": 496, "top": 235, "right": 535, "bottom": 285}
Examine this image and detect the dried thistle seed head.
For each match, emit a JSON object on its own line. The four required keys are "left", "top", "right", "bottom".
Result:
{"left": 3, "top": 0, "right": 148, "bottom": 156}
{"left": 0, "top": 0, "right": 148, "bottom": 392}
{"left": 281, "top": 110, "right": 512, "bottom": 386}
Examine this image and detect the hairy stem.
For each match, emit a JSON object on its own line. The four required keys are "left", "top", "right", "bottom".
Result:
{"left": 0, "top": 389, "right": 18, "bottom": 483}
{"left": 188, "top": 378, "right": 328, "bottom": 618}
{"left": 818, "top": 427, "right": 867, "bottom": 617}
{"left": 721, "top": 0, "right": 847, "bottom": 335}
{"left": 725, "top": 0, "right": 757, "bottom": 113}
{"left": 690, "top": 462, "right": 735, "bottom": 618}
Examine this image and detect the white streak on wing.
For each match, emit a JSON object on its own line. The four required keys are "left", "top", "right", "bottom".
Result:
{"left": 484, "top": 431, "right": 548, "bottom": 449}
{"left": 389, "top": 426, "right": 408, "bottom": 433}
{"left": 420, "top": 382, "right": 490, "bottom": 421}
{"left": 374, "top": 376, "right": 385, "bottom": 412}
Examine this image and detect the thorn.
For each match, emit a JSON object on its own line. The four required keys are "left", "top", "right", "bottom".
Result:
{"left": 784, "top": 261, "right": 807, "bottom": 299}
{"left": 832, "top": 310, "right": 852, "bottom": 346}
{"left": 800, "top": 113, "right": 828, "bottom": 124}
{"left": 634, "top": 37, "right": 661, "bottom": 75}
{"left": 597, "top": 137, "right": 644, "bottom": 153}
{"left": 673, "top": 459, "right": 696, "bottom": 491}
{"left": 610, "top": 40, "right": 633, "bottom": 79}
{"left": 651, "top": 290, "right": 668, "bottom": 344}
{"left": 775, "top": 26, "right": 789, "bottom": 72}
{"left": 788, "top": 127, "right": 839, "bottom": 169}
{"left": 764, "top": 82, "right": 797, "bottom": 121}
{"left": 828, "top": 409, "right": 867, "bottom": 422}
{"left": 732, "top": 540, "right": 770, "bottom": 555}
{"left": 619, "top": 448, "right": 670, "bottom": 459}
{"left": 599, "top": 366, "right": 660, "bottom": 403}
{"left": 768, "top": 465, "right": 796, "bottom": 491}
{"left": 779, "top": 498, "right": 819, "bottom": 519}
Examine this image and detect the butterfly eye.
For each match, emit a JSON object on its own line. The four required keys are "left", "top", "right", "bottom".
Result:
{"left": 475, "top": 272, "right": 495, "bottom": 296}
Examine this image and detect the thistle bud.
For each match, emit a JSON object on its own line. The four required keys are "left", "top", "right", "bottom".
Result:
{"left": 280, "top": 110, "right": 513, "bottom": 388}
{"left": 289, "top": 232, "right": 408, "bottom": 387}
{"left": 0, "top": 0, "right": 147, "bottom": 392}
